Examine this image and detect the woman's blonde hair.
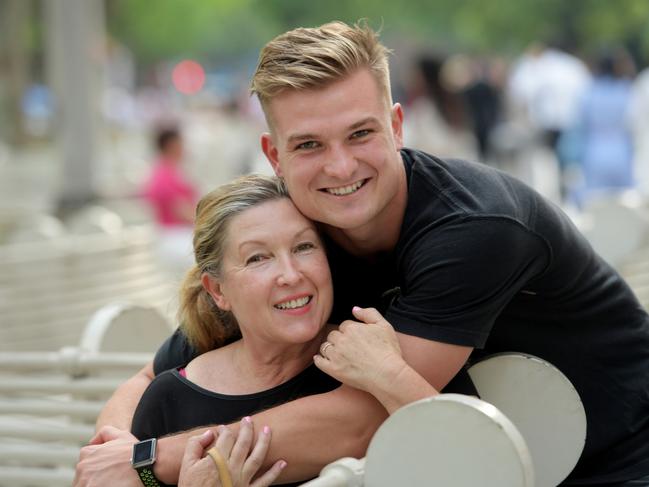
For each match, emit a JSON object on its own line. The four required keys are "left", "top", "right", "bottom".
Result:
{"left": 251, "top": 20, "right": 392, "bottom": 123}
{"left": 178, "top": 174, "right": 289, "bottom": 353}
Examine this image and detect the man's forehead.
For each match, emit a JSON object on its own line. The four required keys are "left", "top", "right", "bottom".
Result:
{"left": 266, "top": 69, "right": 386, "bottom": 110}
{"left": 269, "top": 91, "right": 389, "bottom": 141}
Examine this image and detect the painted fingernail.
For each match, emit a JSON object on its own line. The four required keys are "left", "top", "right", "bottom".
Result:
{"left": 263, "top": 425, "right": 270, "bottom": 434}
{"left": 243, "top": 416, "right": 252, "bottom": 423}
{"left": 279, "top": 460, "right": 287, "bottom": 469}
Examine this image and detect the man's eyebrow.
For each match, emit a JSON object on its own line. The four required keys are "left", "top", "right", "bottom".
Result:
{"left": 348, "top": 117, "right": 379, "bottom": 130}
{"left": 286, "top": 117, "right": 379, "bottom": 145}
{"left": 287, "top": 133, "right": 318, "bottom": 145}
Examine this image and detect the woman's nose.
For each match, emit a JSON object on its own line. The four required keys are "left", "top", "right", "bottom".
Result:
{"left": 276, "top": 257, "right": 301, "bottom": 286}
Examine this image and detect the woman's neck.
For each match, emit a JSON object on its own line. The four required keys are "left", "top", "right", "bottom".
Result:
{"left": 185, "top": 325, "right": 332, "bottom": 395}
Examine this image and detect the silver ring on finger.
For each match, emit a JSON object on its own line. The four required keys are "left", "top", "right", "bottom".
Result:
{"left": 320, "top": 341, "right": 334, "bottom": 358}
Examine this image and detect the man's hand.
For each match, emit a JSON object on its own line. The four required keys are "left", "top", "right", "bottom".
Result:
{"left": 74, "top": 426, "right": 140, "bottom": 487}
{"left": 315, "top": 307, "right": 447, "bottom": 414}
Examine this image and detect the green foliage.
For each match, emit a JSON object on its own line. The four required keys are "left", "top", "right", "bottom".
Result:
{"left": 106, "top": 0, "right": 649, "bottom": 66}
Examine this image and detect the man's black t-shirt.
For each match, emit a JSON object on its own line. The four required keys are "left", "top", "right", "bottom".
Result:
{"left": 154, "top": 149, "right": 649, "bottom": 484}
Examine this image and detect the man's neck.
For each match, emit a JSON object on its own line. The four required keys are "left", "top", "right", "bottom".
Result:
{"left": 325, "top": 163, "right": 408, "bottom": 257}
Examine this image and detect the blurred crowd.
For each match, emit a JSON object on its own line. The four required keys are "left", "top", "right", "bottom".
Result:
{"left": 5, "top": 37, "right": 649, "bottom": 217}
{"left": 401, "top": 42, "right": 649, "bottom": 210}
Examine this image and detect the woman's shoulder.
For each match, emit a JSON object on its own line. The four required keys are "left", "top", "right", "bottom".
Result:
{"left": 186, "top": 344, "right": 233, "bottom": 370}
{"left": 147, "top": 368, "right": 183, "bottom": 388}
{"left": 183, "top": 344, "right": 237, "bottom": 392}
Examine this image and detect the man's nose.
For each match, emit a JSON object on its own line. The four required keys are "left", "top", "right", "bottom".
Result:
{"left": 323, "top": 145, "right": 358, "bottom": 180}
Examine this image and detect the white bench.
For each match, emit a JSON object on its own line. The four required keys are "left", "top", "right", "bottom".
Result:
{"left": 0, "top": 303, "right": 171, "bottom": 486}
{"left": 0, "top": 226, "right": 176, "bottom": 351}
{"left": 577, "top": 191, "right": 649, "bottom": 268}
{"left": 302, "top": 353, "right": 586, "bottom": 487}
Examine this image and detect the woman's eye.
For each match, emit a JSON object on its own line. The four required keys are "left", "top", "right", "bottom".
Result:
{"left": 245, "top": 254, "right": 266, "bottom": 265}
{"left": 295, "top": 242, "right": 315, "bottom": 253}
{"left": 296, "top": 141, "right": 319, "bottom": 150}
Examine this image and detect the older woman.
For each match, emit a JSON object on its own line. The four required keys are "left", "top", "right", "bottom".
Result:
{"left": 130, "top": 175, "right": 341, "bottom": 486}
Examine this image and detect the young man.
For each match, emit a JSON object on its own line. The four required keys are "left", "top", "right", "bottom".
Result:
{"left": 76, "top": 21, "right": 649, "bottom": 486}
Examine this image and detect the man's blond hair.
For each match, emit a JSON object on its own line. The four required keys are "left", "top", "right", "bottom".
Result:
{"left": 251, "top": 20, "right": 392, "bottom": 120}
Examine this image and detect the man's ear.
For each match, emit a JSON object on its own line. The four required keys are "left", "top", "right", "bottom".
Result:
{"left": 201, "top": 273, "right": 230, "bottom": 311}
{"left": 261, "top": 133, "right": 282, "bottom": 177}
{"left": 391, "top": 103, "right": 404, "bottom": 150}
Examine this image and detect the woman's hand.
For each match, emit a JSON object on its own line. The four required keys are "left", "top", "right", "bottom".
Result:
{"left": 178, "top": 430, "right": 218, "bottom": 487}
{"left": 314, "top": 307, "right": 407, "bottom": 397}
{"left": 178, "top": 418, "right": 286, "bottom": 487}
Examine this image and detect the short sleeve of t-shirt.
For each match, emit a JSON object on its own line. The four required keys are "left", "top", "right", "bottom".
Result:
{"left": 386, "top": 216, "right": 550, "bottom": 348}
{"left": 153, "top": 329, "right": 197, "bottom": 375}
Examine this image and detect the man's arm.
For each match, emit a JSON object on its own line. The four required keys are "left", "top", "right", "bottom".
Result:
{"left": 95, "top": 361, "right": 154, "bottom": 431}
{"left": 314, "top": 307, "right": 474, "bottom": 414}
{"left": 95, "top": 329, "right": 195, "bottom": 431}
{"left": 155, "top": 385, "right": 387, "bottom": 484}
{"left": 154, "top": 334, "right": 472, "bottom": 484}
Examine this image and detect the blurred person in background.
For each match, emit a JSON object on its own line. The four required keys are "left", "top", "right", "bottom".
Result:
{"left": 440, "top": 54, "right": 503, "bottom": 163}
{"left": 629, "top": 63, "right": 649, "bottom": 195}
{"left": 508, "top": 42, "right": 591, "bottom": 149}
{"left": 143, "top": 125, "right": 197, "bottom": 275}
{"left": 402, "top": 55, "right": 476, "bottom": 161}
{"left": 508, "top": 42, "right": 591, "bottom": 199}
{"left": 561, "top": 47, "right": 636, "bottom": 206}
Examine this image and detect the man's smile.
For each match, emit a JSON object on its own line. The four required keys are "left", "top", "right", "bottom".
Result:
{"left": 322, "top": 179, "right": 368, "bottom": 196}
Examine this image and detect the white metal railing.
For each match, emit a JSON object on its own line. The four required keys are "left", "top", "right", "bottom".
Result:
{"left": 0, "top": 349, "right": 152, "bottom": 374}
{"left": 0, "top": 420, "right": 94, "bottom": 443}
{"left": 0, "top": 443, "right": 80, "bottom": 464}
{"left": 0, "top": 226, "right": 175, "bottom": 353}
{"left": 0, "top": 302, "right": 164, "bottom": 487}
{"left": 0, "top": 466, "right": 74, "bottom": 487}
{"left": 0, "top": 398, "right": 103, "bottom": 419}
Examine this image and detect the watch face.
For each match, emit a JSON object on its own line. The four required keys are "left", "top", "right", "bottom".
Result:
{"left": 132, "top": 438, "right": 157, "bottom": 468}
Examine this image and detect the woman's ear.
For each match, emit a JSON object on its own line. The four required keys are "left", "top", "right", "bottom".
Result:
{"left": 201, "top": 273, "right": 231, "bottom": 311}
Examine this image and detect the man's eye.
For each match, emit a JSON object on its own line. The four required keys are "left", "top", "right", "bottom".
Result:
{"left": 296, "top": 141, "right": 319, "bottom": 150}
{"left": 351, "top": 129, "right": 371, "bottom": 139}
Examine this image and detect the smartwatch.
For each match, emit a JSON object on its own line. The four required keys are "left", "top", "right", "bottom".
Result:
{"left": 132, "top": 438, "right": 166, "bottom": 487}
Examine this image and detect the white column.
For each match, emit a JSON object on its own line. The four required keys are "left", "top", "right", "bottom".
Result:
{"left": 45, "top": 0, "right": 106, "bottom": 211}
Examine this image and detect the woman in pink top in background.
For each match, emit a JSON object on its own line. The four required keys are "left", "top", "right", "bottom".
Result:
{"left": 144, "top": 127, "right": 197, "bottom": 227}
{"left": 143, "top": 126, "right": 198, "bottom": 275}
